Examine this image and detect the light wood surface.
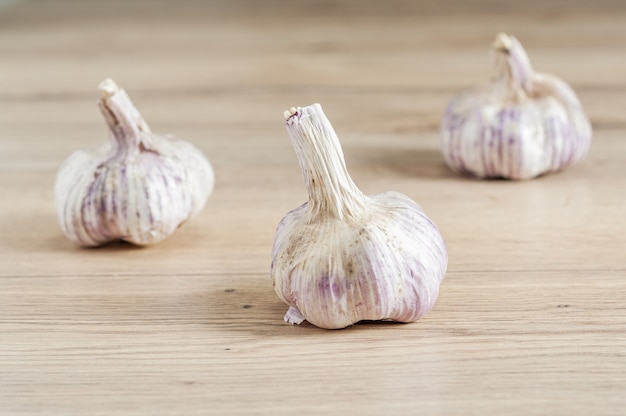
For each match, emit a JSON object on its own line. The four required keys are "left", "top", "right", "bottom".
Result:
{"left": 1, "top": 1, "right": 625, "bottom": 414}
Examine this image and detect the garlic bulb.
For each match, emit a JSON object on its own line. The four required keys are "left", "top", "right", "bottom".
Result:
{"left": 441, "top": 33, "right": 592, "bottom": 179}
{"left": 54, "top": 78, "right": 214, "bottom": 247}
{"left": 271, "top": 104, "right": 447, "bottom": 329}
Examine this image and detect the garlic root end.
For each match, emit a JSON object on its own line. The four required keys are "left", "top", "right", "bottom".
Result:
{"left": 284, "top": 306, "right": 305, "bottom": 325}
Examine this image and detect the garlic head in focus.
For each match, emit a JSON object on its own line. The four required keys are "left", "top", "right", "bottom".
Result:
{"left": 271, "top": 104, "right": 448, "bottom": 329}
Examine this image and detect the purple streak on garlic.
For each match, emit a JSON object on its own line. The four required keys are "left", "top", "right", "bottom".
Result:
{"left": 441, "top": 33, "right": 592, "bottom": 179}
{"left": 271, "top": 104, "right": 447, "bottom": 329}
{"left": 54, "top": 78, "right": 214, "bottom": 247}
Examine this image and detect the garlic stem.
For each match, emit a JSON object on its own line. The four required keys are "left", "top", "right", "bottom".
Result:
{"left": 284, "top": 104, "right": 366, "bottom": 221}
{"left": 97, "top": 78, "right": 153, "bottom": 152}
{"left": 493, "top": 33, "right": 535, "bottom": 94}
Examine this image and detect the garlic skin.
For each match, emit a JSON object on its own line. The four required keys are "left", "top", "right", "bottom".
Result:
{"left": 54, "top": 78, "right": 214, "bottom": 247}
{"left": 271, "top": 104, "right": 447, "bottom": 329}
{"left": 441, "top": 33, "right": 592, "bottom": 179}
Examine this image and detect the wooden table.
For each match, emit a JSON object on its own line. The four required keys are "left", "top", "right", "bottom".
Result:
{"left": 1, "top": 1, "right": 625, "bottom": 414}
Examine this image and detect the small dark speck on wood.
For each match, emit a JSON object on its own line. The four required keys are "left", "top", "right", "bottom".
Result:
{"left": 224, "top": 288, "right": 235, "bottom": 293}
{"left": 242, "top": 304, "right": 253, "bottom": 309}
{"left": 557, "top": 304, "right": 570, "bottom": 308}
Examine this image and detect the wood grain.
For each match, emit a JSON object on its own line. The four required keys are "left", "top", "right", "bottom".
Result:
{"left": 1, "top": 1, "right": 625, "bottom": 414}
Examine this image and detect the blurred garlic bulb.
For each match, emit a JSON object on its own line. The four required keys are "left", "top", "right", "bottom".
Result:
{"left": 271, "top": 104, "right": 447, "bottom": 329}
{"left": 440, "top": 33, "right": 592, "bottom": 179}
{"left": 54, "top": 78, "right": 214, "bottom": 247}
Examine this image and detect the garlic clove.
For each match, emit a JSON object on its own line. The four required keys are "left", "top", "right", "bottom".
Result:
{"left": 271, "top": 103, "right": 448, "bottom": 329}
{"left": 54, "top": 78, "right": 214, "bottom": 247}
{"left": 440, "top": 33, "right": 592, "bottom": 180}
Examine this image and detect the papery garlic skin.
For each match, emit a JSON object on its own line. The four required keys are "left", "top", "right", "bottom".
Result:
{"left": 271, "top": 104, "right": 447, "bottom": 329}
{"left": 54, "top": 79, "right": 214, "bottom": 247}
{"left": 441, "top": 33, "right": 592, "bottom": 179}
